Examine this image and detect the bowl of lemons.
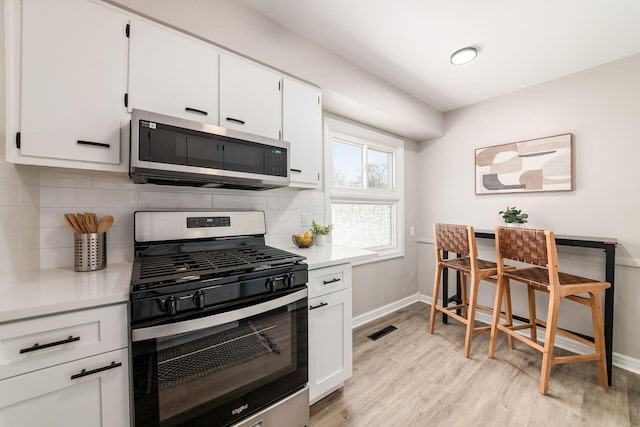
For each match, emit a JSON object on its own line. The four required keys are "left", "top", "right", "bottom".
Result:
{"left": 292, "top": 231, "right": 315, "bottom": 248}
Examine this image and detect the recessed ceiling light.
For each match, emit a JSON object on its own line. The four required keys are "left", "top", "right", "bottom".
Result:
{"left": 450, "top": 47, "right": 477, "bottom": 65}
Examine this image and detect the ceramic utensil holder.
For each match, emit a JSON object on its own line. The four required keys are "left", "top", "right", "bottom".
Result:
{"left": 74, "top": 233, "right": 107, "bottom": 272}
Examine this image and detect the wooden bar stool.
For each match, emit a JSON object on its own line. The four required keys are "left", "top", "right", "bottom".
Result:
{"left": 428, "top": 223, "right": 513, "bottom": 358}
{"left": 488, "top": 226, "right": 610, "bottom": 394}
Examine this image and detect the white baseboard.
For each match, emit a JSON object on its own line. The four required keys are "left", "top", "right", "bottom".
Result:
{"left": 351, "top": 293, "right": 640, "bottom": 376}
{"left": 352, "top": 293, "right": 420, "bottom": 329}
{"left": 612, "top": 352, "right": 640, "bottom": 375}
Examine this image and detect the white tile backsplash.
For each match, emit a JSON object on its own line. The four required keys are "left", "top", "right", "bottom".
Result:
{"left": 32, "top": 169, "right": 326, "bottom": 269}
{"left": 106, "top": 225, "right": 134, "bottom": 245}
{"left": 19, "top": 183, "right": 39, "bottom": 207}
{"left": 0, "top": 177, "right": 19, "bottom": 206}
{"left": 80, "top": 188, "right": 139, "bottom": 208}
{"left": 0, "top": 162, "right": 40, "bottom": 273}
{"left": 40, "top": 187, "right": 85, "bottom": 207}
{"left": 137, "top": 190, "right": 212, "bottom": 209}
{"left": 211, "top": 193, "right": 268, "bottom": 211}
{"left": 90, "top": 173, "right": 137, "bottom": 190}
{"left": 39, "top": 169, "right": 92, "bottom": 188}
{"left": 40, "top": 227, "right": 73, "bottom": 249}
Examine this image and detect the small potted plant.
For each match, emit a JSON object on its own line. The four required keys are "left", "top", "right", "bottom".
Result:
{"left": 310, "top": 220, "right": 333, "bottom": 246}
{"left": 499, "top": 206, "right": 528, "bottom": 226}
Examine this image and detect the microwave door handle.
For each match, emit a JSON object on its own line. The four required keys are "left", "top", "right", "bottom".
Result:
{"left": 131, "top": 288, "right": 307, "bottom": 342}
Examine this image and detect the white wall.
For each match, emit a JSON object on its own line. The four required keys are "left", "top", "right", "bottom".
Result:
{"left": 106, "top": 0, "right": 443, "bottom": 141}
{"left": 416, "top": 53, "right": 640, "bottom": 360}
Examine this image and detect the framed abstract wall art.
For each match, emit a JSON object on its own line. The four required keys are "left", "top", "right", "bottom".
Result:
{"left": 475, "top": 133, "right": 573, "bottom": 195}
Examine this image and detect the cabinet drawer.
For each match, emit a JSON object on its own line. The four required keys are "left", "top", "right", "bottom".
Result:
{"left": 0, "top": 304, "right": 127, "bottom": 380}
{"left": 308, "top": 263, "right": 352, "bottom": 299}
{"left": 0, "top": 348, "right": 129, "bottom": 427}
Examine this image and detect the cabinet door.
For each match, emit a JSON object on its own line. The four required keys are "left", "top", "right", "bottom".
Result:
{"left": 128, "top": 18, "right": 219, "bottom": 125}
{"left": 219, "top": 54, "right": 282, "bottom": 139}
{"left": 283, "top": 78, "right": 323, "bottom": 188}
{"left": 0, "top": 348, "right": 129, "bottom": 427}
{"left": 19, "top": 0, "right": 128, "bottom": 165}
{"left": 308, "top": 289, "right": 353, "bottom": 404}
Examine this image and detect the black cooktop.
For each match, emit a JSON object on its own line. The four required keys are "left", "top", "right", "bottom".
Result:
{"left": 131, "top": 244, "right": 305, "bottom": 291}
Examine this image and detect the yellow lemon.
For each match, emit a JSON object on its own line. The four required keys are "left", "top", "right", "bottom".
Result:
{"left": 304, "top": 231, "right": 312, "bottom": 239}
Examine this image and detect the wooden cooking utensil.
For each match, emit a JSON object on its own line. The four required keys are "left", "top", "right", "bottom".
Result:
{"left": 76, "top": 213, "right": 89, "bottom": 233}
{"left": 97, "top": 215, "right": 114, "bottom": 233}
{"left": 85, "top": 212, "right": 98, "bottom": 233}
{"left": 64, "top": 214, "right": 82, "bottom": 234}
{"left": 91, "top": 213, "right": 99, "bottom": 232}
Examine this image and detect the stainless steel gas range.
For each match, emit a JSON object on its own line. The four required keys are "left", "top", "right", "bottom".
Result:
{"left": 129, "top": 211, "right": 309, "bottom": 427}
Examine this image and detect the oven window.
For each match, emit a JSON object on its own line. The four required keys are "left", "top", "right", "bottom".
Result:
{"left": 132, "top": 295, "right": 307, "bottom": 427}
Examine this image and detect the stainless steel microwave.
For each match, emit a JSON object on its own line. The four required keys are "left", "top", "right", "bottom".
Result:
{"left": 129, "top": 109, "right": 290, "bottom": 190}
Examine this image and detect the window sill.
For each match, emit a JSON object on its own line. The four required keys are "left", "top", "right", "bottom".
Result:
{"left": 351, "top": 250, "right": 405, "bottom": 266}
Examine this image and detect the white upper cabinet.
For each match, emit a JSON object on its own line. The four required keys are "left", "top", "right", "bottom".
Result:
{"left": 219, "top": 54, "right": 282, "bottom": 140}
{"left": 127, "top": 18, "right": 219, "bottom": 125}
{"left": 283, "top": 78, "right": 323, "bottom": 188}
{"left": 17, "top": 0, "right": 129, "bottom": 167}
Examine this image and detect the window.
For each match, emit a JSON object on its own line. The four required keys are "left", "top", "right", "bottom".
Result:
{"left": 324, "top": 117, "right": 404, "bottom": 259}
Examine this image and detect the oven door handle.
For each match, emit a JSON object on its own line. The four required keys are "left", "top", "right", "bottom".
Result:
{"left": 131, "top": 288, "right": 307, "bottom": 342}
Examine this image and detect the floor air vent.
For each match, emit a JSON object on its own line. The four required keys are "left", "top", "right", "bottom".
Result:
{"left": 367, "top": 325, "right": 397, "bottom": 341}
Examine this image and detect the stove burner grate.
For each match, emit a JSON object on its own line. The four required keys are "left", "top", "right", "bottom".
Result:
{"left": 133, "top": 245, "right": 304, "bottom": 284}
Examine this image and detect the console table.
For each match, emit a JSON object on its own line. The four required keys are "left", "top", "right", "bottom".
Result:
{"left": 439, "top": 230, "right": 617, "bottom": 386}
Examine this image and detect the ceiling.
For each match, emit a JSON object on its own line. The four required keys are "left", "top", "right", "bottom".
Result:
{"left": 240, "top": 0, "right": 640, "bottom": 112}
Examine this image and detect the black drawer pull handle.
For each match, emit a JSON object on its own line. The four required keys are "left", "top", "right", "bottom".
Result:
{"left": 77, "top": 140, "right": 110, "bottom": 148}
{"left": 185, "top": 107, "right": 208, "bottom": 116}
{"left": 290, "top": 168, "right": 302, "bottom": 173}
{"left": 226, "top": 117, "right": 245, "bottom": 125}
{"left": 20, "top": 336, "right": 80, "bottom": 354}
{"left": 323, "top": 278, "right": 341, "bottom": 285}
{"left": 70, "top": 361, "right": 122, "bottom": 380}
{"left": 309, "top": 302, "right": 328, "bottom": 311}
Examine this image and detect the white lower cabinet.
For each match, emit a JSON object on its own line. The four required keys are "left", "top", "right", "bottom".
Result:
{"left": 0, "top": 303, "right": 130, "bottom": 426}
{"left": 0, "top": 348, "right": 129, "bottom": 427}
{"left": 308, "top": 264, "right": 353, "bottom": 405}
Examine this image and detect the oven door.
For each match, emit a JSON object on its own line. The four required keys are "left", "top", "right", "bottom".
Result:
{"left": 131, "top": 288, "right": 308, "bottom": 427}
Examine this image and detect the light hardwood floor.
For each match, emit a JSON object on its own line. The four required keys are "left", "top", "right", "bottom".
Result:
{"left": 310, "top": 302, "right": 640, "bottom": 426}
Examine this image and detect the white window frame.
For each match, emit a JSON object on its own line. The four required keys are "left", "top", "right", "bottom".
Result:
{"left": 324, "top": 116, "right": 404, "bottom": 261}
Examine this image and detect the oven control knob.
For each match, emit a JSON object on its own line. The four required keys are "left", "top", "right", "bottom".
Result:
{"left": 287, "top": 272, "right": 296, "bottom": 288}
{"left": 194, "top": 291, "right": 206, "bottom": 309}
{"left": 165, "top": 296, "right": 178, "bottom": 316}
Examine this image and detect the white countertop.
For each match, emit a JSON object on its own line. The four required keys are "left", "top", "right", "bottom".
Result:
{"left": 0, "top": 262, "right": 132, "bottom": 323}
{"left": 282, "top": 244, "right": 377, "bottom": 270}
{"left": 0, "top": 244, "right": 373, "bottom": 323}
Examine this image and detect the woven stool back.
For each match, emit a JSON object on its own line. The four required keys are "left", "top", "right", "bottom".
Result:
{"left": 434, "top": 223, "right": 470, "bottom": 255}
{"left": 496, "top": 227, "right": 549, "bottom": 267}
